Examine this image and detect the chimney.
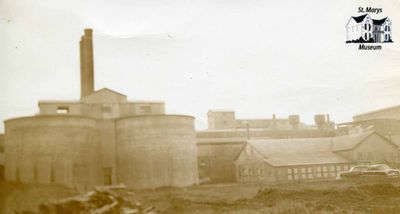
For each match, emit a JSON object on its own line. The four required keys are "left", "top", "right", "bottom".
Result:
{"left": 272, "top": 114, "right": 277, "bottom": 129}
{"left": 80, "top": 29, "right": 94, "bottom": 98}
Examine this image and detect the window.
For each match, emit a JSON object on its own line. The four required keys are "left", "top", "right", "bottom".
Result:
{"left": 293, "top": 168, "right": 299, "bottom": 180}
{"left": 323, "top": 166, "right": 328, "bottom": 177}
{"left": 364, "top": 33, "right": 368, "bottom": 40}
{"left": 301, "top": 168, "right": 307, "bottom": 179}
{"left": 287, "top": 168, "right": 293, "bottom": 180}
{"left": 307, "top": 167, "right": 313, "bottom": 179}
{"left": 364, "top": 23, "right": 367, "bottom": 30}
{"left": 316, "top": 167, "right": 322, "bottom": 178}
{"left": 101, "top": 106, "right": 111, "bottom": 113}
{"left": 103, "top": 167, "right": 112, "bottom": 185}
{"left": 330, "top": 166, "right": 336, "bottom": 177}
{"left": 140, "top": 105, "right": 151, "bottom": 113}
{"left": 56, "top": 106, "right": 69, "bottom": 114}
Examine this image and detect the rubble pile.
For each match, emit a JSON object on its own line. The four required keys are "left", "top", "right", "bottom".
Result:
{"left": 16, "top": 184, "right": 156, "bottom": 214}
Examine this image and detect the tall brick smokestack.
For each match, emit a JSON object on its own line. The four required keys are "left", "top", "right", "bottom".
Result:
{"left": 80, "top": 29, "right": 94, "bottom": 98}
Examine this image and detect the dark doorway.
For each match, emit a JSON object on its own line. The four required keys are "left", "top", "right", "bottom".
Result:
{"left": 103, "top": 167, "right": 112, "bottom": 185}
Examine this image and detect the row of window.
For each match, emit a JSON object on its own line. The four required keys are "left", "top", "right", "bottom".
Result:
{"left": 347, "top": 25, "right": 391, "bottom": 32}
{"left": 287, "top": 165, "right": 349, "bottom": 180}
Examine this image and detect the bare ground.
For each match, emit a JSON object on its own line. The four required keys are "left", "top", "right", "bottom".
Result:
{"left": 2, "top": 179, "right": 400, "bottom": 214}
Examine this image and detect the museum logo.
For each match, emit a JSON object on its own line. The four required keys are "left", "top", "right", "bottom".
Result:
{"left": 346, "top": 7, "right": 393, "bottom": 50}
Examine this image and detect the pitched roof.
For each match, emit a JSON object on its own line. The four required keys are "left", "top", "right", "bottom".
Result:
{"left": 92, "top": 88, "right": 127, "bottom": 97}
{"left": 243, "top": 131, "right": 379, "bottom": 166}
{"left": 353, "top": 105, "right": 400, "bottom": 119}
{"left": 81, "top": 88, "right": 128, "bottom": 103}
{"left": 331, "top": 131, "right": 374, "bottom": 151}
{"left": 372, "top": 17, "right": 387, "bottom": 25}
{"left": 352, "top": 14, "right": 368, "bottom": 23}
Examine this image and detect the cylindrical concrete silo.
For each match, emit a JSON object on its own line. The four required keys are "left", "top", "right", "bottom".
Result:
{"left": 4, "top": 115, "right": 99, "bottom": 190}
{"left": 116, "top": 115, "right": 198, "bottom": 189}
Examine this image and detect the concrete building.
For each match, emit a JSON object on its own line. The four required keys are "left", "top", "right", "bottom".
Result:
{"left": 235, "top": 132, "right": 399, "bottom": 183}
{"left": 196, "top": 110, "right": 336, "bottom": 183}
{"left": 3, "top": 29, "right": 198, "bottom": 190}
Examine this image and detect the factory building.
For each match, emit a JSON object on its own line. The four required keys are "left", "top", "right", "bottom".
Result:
{"left": 235, "top": 131, "right": 399, "bottom": 183}
{"left": 196, "top": 110, "right": 336, "bottom": 183}
{"left": 3, "top": 29, "right": 199, "bottom": 190}
{"left": 337, "top": 105, "right": 400, "bottom": 140}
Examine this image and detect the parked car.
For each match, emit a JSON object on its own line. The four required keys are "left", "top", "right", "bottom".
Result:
{"left": 362, "top": 164, "right": 400, "bottom": 178}
{"left": 337, "top": 165, "right": 369, "bottom": 179}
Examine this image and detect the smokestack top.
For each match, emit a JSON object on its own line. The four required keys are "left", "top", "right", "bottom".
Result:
{"left": 84, "top": 28, "right": 93, "bottom": 36}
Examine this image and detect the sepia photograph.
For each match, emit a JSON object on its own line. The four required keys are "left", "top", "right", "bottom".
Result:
{"left": 1, "top": 0, "right": 400, "bottom": 213}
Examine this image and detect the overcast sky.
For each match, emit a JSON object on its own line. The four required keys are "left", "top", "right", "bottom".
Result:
{"left": 1, "top": 0, "right": 400, "bottom": 132}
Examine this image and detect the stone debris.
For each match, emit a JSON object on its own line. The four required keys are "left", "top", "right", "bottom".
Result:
{"left": 16, "top": 184, "right": 157, "bottom": 214}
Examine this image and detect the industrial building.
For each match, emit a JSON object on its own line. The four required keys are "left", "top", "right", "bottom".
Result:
{"left": 337, "top": 105, "right": 400, "bottom": 139}
{"left": 235, "top": 131, "right": 399, "bottom": 183}
{"left": 3, "top": 29, "right": 199, "bottom": 190}
{"left": 196, "top": 110, "right": 336, "bottom": 183}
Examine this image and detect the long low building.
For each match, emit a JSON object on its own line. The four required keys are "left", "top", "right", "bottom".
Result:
{"left": 235, "top": 131, "right": 399, "bottom": 183}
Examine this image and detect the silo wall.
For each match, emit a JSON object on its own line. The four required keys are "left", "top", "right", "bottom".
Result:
{"left": 4, "top": 115, "right": 99, "bottom": 190}
{"left": 116, "top": 115, "right": 198, "bottom": 189}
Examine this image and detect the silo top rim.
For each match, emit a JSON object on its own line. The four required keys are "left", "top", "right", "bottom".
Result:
{"left": 116, "top": 114, "right": 195, "bottom": 120}
{"left": 4, "top": 114, "right": 96, "bottom": 124}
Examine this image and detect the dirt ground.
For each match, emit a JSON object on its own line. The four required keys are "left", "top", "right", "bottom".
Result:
{"left": 2, "top": 179, "right": 400, "bottom": 214}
